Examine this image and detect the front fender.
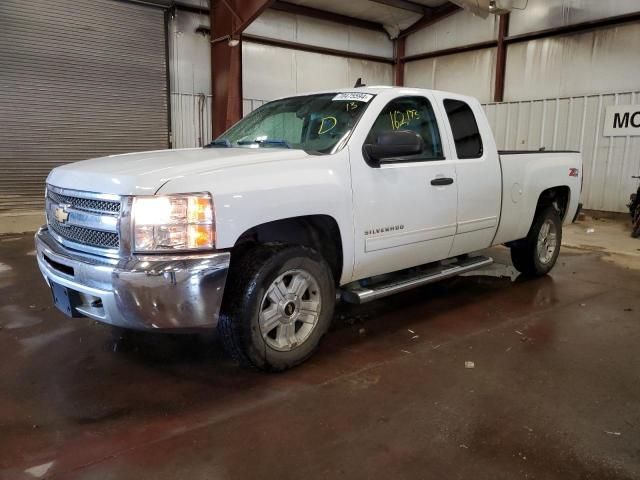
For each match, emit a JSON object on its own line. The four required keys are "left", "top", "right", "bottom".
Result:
{"left": 157, "top": 149, "right": 355, "bottom": 284}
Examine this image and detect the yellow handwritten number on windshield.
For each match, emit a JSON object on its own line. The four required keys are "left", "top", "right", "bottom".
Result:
{"left": 318, "top": 116, "right": 337, "bottom": 135}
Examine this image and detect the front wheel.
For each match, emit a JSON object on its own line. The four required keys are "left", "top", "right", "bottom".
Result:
{"left": 510, "top": 207, "right": 562, "bottom": 277}
{"left": 218, "top": 244, "right": 335, "bottom": 371}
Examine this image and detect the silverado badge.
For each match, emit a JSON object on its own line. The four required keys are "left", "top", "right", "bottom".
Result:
{"left": 364, "top": 225, "right": 404, "bottom": 236}
{"left": 54, "top": 205, "right": 70, "bottom": 224}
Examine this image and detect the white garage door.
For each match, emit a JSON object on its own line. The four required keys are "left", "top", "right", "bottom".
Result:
{"left": 0, "top": 0, "right": 169, "bottom": 212}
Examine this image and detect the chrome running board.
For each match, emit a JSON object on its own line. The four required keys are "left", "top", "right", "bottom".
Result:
{"left": 342, "top": 255, "right": 494, "bottom": 304}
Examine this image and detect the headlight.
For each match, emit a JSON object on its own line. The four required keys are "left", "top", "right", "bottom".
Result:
{"left": 132, "top": 193, "right": 215, "bottom": 252}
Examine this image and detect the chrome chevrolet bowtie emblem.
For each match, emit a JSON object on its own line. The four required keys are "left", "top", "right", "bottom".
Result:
{"left": 54, "top": 205, "right": 70, "bottom": 224}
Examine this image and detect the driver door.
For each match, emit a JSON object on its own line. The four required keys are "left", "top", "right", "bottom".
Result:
{"left": 350, "top": 95, "right": 458, "bottom": 280}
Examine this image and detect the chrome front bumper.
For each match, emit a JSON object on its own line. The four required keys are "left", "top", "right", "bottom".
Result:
{"left": 35, "top": 227, "right": 230, "bottom": 331}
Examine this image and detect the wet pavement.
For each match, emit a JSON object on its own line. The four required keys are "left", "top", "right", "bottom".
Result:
{"left": 0, "top": 233, "right": 639, "bottom": 479}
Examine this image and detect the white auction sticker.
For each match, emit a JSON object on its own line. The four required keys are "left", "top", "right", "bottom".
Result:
{"left": 332, "top": 92, "right": 373, "bottom": 103}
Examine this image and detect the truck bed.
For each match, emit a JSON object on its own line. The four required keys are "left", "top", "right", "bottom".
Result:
{"left": 492, "top": 150, "right": 582, "bottom": 245}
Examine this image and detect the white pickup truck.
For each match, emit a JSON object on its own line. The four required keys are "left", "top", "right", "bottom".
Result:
{"left": 36, "top": 87, "right": 582, "bottom": 370}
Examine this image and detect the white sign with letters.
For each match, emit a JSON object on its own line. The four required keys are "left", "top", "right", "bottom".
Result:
{"left": 603, "top": 105, "right": 640, "bottom": 136}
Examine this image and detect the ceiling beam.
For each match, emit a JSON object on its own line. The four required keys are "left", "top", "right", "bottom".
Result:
{"left": 243, "top": 34, "right": 394, "bottom": 63}
{"left": 270, "top": 1, "right": 386, "bottom": 33}
{"left": 399, "top": 2, "right": 461, "bottom": 37}
{"left": 401, "top": 39, "right": 497, "bottom": 62}
{"left": 504, "top": 11, "right": 640, "bottom": 44}
{"left": 369, "top": 0, "right": 429, "bottom": 14}
{"left": 173, "top": 1, "right": 210, "bottom": 15}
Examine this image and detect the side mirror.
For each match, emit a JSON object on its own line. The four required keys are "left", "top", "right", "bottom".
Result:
{"left": 363, "top": 130, "right": 424, "bottom": 163}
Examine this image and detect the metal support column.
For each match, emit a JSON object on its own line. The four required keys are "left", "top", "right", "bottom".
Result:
{"left": 394, "top": 36, "right": 405, "bottom": 86}
{"left": 210, "top": 0, "right": 274, "bottom": 137}
{"left": 494, "top": 13, "right": 510, "bottom": 102}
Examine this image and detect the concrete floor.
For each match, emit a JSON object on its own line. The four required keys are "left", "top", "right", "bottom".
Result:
{"left": 0, "top": 217, "right": 639, "bottom": 480}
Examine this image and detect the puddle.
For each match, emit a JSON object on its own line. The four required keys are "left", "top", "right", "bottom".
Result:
{"left": 460, "top": 263, "right": 520, "bottom": 281}
{"left": 0, "top": 236, "right": 23, "bottom": 243}
{"left": 20, "top": 327, "right": 76, "bottom": 353}
{"left": 0, "top": 304, "right": 43, "bottom": 329}
{"left": 24, "top": 461, "right": 54, "bottom": 478}
{"left": 601, "top": 252, "right": 640, "bottom": 271}
{"left": 575, "top": 244, "right": 606, "bottom": 252}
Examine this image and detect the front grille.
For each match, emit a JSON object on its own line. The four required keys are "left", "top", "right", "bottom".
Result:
{"left": 48, "top": 189, "right": 120, "bottom": 214}
{"left": 49, "top": 219, "right": 120, "bottom": 249}
{"left": 46, "top": 185, "right": 121, "bottom": 253}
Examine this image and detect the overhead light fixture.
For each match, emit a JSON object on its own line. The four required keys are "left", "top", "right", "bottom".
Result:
{"left": 448, "top": 0, "right": 526, "bottom": 17}
{"left": 211, "top": 34, "right": 241, "bottom": 47}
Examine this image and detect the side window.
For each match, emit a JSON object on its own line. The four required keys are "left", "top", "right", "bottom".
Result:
{"left": 367, "top": 96, "right": 443, "bottom": 161}
{"left": 443, "top": 99, "right": 483, "bottom": 159}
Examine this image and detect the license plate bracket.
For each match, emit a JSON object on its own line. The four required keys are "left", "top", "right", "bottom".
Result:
{"left": 50, "top": 282, "right": 84, "bottom": 318}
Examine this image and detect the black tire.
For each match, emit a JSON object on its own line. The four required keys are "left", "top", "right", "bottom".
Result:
{"left": 510, "top": 207, "right": 562, "bottom": 277}
{"left": 217, "top": 244, "right": 335, "bottom": 371}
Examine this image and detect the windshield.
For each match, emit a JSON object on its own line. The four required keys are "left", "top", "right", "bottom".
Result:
{"left": 212, "top": 92, "right": 375, "bottom": 154}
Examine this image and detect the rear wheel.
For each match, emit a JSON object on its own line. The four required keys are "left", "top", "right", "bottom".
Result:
{"left": 218, "top": 244, "right": 335, "bottom": 371}
{"left": 510, "top": 207, "right": 562, "bottom": 276}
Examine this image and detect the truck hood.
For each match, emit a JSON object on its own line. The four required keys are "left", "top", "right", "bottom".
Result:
{"left": 47, "top": 147, "right": 312, "bottom": 195}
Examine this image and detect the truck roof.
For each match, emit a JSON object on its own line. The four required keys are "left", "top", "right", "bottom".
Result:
{"left": 270, "top": 86, "right": 478, "bottom": 106}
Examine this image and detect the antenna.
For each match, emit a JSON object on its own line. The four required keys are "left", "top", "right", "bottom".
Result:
{"left": 354, "top": 78, "right": 365, "bottom": 88}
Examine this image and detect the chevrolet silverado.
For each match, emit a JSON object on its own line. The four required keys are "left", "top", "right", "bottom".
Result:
{"left": 36, "top": 87, "right": 582, "bottom": 370}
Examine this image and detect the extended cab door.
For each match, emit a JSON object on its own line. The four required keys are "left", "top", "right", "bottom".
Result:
{"left": 440, "top": 97, "right": 501, "bottom": 256}
{"left": 350, "top": 94, "right": 458, "bottom": 281}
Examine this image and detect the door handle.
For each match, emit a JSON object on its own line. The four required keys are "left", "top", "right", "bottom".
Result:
{"left": 430, "top": 177, "right": 454, "bottom": 186}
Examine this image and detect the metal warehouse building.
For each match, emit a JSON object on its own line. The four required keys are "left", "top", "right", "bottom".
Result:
{"left": 2, "top": 2, "right": 640, "bottom": 478}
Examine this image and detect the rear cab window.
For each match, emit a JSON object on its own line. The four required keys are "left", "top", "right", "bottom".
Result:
{"left": 443, "top": 99, "right": 483, "bottom": 159}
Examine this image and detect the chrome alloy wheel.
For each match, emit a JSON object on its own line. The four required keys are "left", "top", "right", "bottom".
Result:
{"left": 536, "top": 218, "right": 558, "bottom": 264}
{"left": 259, "top": 269, "right": 322, "bottom": 352}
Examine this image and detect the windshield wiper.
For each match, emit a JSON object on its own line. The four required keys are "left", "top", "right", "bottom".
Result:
{"left": 204, "top": 138, "right": 231, "bottom": 148}
{"left": 237, "top": 139, "right": 292, "bottom": 149}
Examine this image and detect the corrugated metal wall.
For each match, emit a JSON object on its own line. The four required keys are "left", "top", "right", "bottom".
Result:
{"left": 171, "top": 93, "right": 213, "bottom": 148}
{"left": 505, "top": 22, "right": 640, "bottom": 101}
{"left": 405, "top": 9, "right": 497, "bottom": 56}
{"left": 508, "top": 0, "right": 640, "bottom": 36}
{"left": 0, "top": 0, "right": 168, "bottom": 212}
{"left": 168, "top": 8, "right": 394, "bottom": 143}
{"left": 242, "top": 99, "right": 267, "bottom": 116}
{"left": 242, "top": 42, "right": 393, "bottom": 114}
{"left": 484, "top": 91, "right": 640, "bottom": 213}
{"left": 403, "top": 2, "right": 640, "bottom": 104}
{"left": 168, "top": 8, "right": 212, "bottom": 148}
{"left": 402, "top": 3, "right": 640, "bottom": 213}
{"left": 404, "top": 48, "right": 497, "bottom": 104}
{"left": 404, "top": 9, "right": 498, "bottom": 103}
{"left": 246, "top": 9, "right": 393, "bottom": 59}
{"left": 242, "top": 9, "right": 393, "bottom": 113}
